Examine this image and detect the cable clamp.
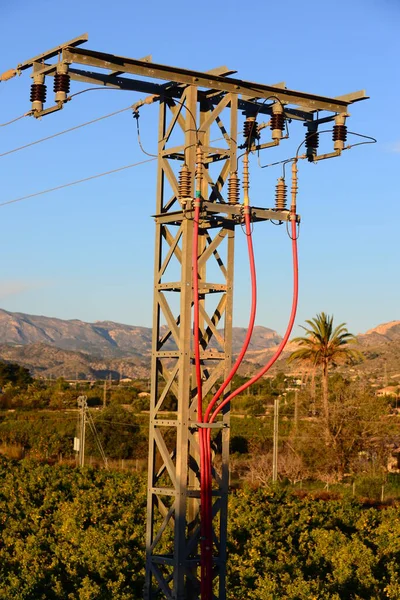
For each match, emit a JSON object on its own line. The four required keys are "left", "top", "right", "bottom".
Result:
{"left": 190, "top": 422, "right": 229, "bottom": 430}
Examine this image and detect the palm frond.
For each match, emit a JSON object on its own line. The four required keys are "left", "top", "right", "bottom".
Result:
{"left": 288, "top": 312, "right": 362, "bottom": 369}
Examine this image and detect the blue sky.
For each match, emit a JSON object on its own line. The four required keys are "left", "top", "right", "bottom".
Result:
{"left": 0, "top": 0, "right": 399, "bottom": 336}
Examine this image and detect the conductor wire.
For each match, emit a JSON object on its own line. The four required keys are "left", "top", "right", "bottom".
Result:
{"left": 133, "top": 110, "right": 158, "bottom": 158}
{"left": 0, "top": 157, "right": 156, "bottom": 208}
{"left": 0, "top": 112, "right": 32, "bottom": 127}
{"left": 346, "top": 131, "right": 377, "bottom": 148}
{"left": 67, "top": 86, "right": 135, "bottom": 100}
{"left": 0, "top": 106, "right": 133, "bottom": 159}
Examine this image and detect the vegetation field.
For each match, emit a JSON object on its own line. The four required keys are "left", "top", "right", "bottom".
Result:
{"left": 1, "top": 458, "right": 400, "bottom": 599}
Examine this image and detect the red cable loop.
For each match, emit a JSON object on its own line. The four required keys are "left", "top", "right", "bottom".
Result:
{"left": 196, "top": 207, "right": 298, "bottom": 600}
{"left": 193, "top": 203, "right": 203, "bottom": 423}
{"left": 204, "top": 209, "right": 257, "bottom": 423}
{"left": 209, "top": 217, "right": 299, "bottom": 424}
{"left": 192, "top": 203, "right": 208, "bottom": 597}
{"left": 201, "top": 208, "right": 257, "bottom": 599}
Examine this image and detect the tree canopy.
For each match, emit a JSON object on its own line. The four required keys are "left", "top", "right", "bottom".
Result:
{"left": 0, "top": 361, "right": 33, "bottom": 389}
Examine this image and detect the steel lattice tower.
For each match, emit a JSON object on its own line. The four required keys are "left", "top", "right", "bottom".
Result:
{"left": 0, "top": 34, "right": 368, "bottom": 600}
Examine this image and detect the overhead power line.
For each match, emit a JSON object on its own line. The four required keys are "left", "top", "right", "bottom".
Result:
{"left": 0, "top": 105, "right": 133, "bottom": 159}
{"left": 0, "top": 112, "right": 31, "bottom": 127}
{"left": 0, "top": 157, "right": 157, "bottom": 208}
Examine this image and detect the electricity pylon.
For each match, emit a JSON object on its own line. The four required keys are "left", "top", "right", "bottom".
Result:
{"left": 0, "top": 34, "right": 368, "bottom": 600}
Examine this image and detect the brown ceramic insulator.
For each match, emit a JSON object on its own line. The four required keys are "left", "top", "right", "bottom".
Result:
{"left": 270, "top": 112, "right": 285, "bottom": 132}
{"left": 228, "top": 172, "right": 240, "bottom": 204}
{"left": 305, "top": 130, "right": 319, "bottom": 162}
{"left": 305, "top": 131, "right": 319, "bottom": 150}
{"left": 243, "top": 119, "right": 259, "bottom": 141}
{"left": 53, "top": 73, "right": 71, "bottom": 94}
{"left": 275, "top": 178, "right": 287, "bottom": 210}
{"left": 333, "top": 124, "right": 347, "bottom": 142}
{"left": 30, "top": 83, "right": 47, "bottom": 103}
{"left": 195, "top": 146, "right": 203, "bottom": 184}
{"left": 179, "top": 164, "right": 192, "bottom": 200}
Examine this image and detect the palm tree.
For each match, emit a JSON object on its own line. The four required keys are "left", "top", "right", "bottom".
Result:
{"left": 287, "top": 313, "right": 361, "bottom": 423}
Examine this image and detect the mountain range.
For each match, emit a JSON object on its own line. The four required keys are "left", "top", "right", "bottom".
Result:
{"left": 0, "top": 308, "right": 399, "bottom": 384}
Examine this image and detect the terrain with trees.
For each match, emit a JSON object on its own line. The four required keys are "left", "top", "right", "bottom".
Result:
{"left": 1, "top": 458, "right": 400, "bottom": 599}
{"left": 0, "top": 313, "right": 400, "bottom": 598}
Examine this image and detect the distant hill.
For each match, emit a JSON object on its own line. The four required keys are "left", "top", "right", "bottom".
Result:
{"left": 0, "top": 309, "right": 399, "bottom": 384}
{"left": 244, "top": 321, "right": 400, "bottom": 386}
{"left": 0, "top": 309, "right": 282, "bottom": 379}
{"left": 0, "top": 342, "right": 149, "bottom": 380}
{"left": 0, "top": 309, "right": 152, "bottom": 358}
{"left": 358, "top": 321, "right": 400, "bottom": 346}
{"left": 0, "top": 308, "right": 281, "bottom": 357}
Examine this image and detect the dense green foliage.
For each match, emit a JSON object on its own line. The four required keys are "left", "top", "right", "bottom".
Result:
{"left": 0, "top": 361, "right": 32, "bottom": 389}
{"left": 1, "top": 458, "right": 400, "bottom": 599}
{"left": 0, "top": 458, "right": 146, "bottom": 599}
{"left": 228, "top": 487, "right": 400, "bottom": 599}
{"left": 0, "top": 407, "right": 148, "bottom": 461}
{"left": 0, "top": 378, "right": 148, "bottom": 411}
{"left": 0, "top": 371, "right": 397, "bottom": 486}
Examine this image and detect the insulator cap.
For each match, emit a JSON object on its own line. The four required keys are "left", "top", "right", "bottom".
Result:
{"left": 30, "top": 83, "right": 47, "bottom": 103}
{"left": 54, "top": 72, "right": 71, "bottom": 94}
{"left": 333, "top": 124, "right": 347, "bottom": 142}
{"left": 179, "top": 164, "right": 192, "bottom": 200}
{"left": 228, "top": 172, "right": 240, "bottom": 204}
{"left": 275, "top": 178, "right": 287, "bottom": 210}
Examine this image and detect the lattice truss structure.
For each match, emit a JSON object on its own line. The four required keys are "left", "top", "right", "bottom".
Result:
{"left": 145, "top": 88, "right": 239, "bottom": 600}
{"left": 1, "top": 34, "right": 369, "bottom": 600}
{"left": 143, "top": 85, "right": 333, "bottom": 598}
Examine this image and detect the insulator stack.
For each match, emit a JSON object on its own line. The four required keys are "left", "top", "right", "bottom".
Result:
{"left": 275, "top": 178, "right": 287, "bottom": 210}
{"left": 333, "top": 114, "right": 348, "bottom": 151}
{"left": 242, "top": 154, "right": 250, "bottom": 205}
{"left": 30, "top": 82, "right": 47, "bottom": 113}
{"left": 270, "top": 112, "right": 285, "bottom": 140}
{"left": 243, "top": 118, "right": 259, "bottom": 144}
{"left": 54, "top": 73, "right": 71, "bottom": 94}
{"left": 333, "top": 124, "right": 347, "bottom": 142}
{"left": 305, "top": 130, "right": 319, "bottom": 162}
{"left": 291, "top": 161, "right": 298, "bottom": 212}
{"left": 228, "top": 172, "right": 240, "bottom": 204}
{"left": 195, "top": 146, "right": 203, "bottom": 195}
{"left": 30, "top": 83, "right": 47, "bottom": 103}
{"left": 179, "top": 164, "right": 192, "bottom": 201}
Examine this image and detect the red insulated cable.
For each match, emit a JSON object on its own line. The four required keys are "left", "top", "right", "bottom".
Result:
{"left": 209, "top": 217, "right": 299, "bottom": 424}
{"left": 192, "top": 202, "right": 207, "bottom": 595}
{"left": 203, "top": 428, "right": 213, "bottom": 599}
{"left": 201, "top": 207, "right": 257, "bottom": 599}
{"left": 204, "top": 208, "right": 257, "bottom": 424}
{"left": 200, "top": 428, "right": 208, "bottom": 597}
{"left": 193, "top": 203, "right": 203, "bottom": 424}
